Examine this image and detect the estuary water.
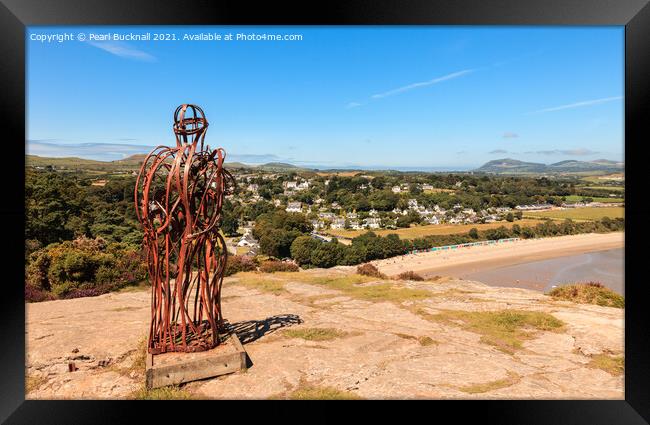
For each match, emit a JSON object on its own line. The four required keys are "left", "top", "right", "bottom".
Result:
{"left": 458, "top": 248, "right": 624, "bottom": 295}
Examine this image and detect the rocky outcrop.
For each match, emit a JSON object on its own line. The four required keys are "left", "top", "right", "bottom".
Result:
{"left": 26, "top": 268, "right": 623, "bottom": 399}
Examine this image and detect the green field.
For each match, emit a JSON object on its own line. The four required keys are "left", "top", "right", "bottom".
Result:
{"left": 325, "top": 219, "right": 546, "bottom": 240}
{"left": 564, "top": 195, "right": 624, "bottom": 203}
{"left": 581, "top": 173, "right": 624, "bottom": 183}
{"left": 525, "top": 206, "right": 624, "bottom": 221}
{"left": 580, "top": 186, "right": 625, "bottom": 192}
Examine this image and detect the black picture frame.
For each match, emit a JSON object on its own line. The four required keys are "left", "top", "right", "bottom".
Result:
{"left": 1, "top": 0, "right": 648, "bottom": 423}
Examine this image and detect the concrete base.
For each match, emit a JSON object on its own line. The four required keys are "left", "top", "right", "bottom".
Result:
{"left": 145, "top": 334, "right": 247, "bottom": 389}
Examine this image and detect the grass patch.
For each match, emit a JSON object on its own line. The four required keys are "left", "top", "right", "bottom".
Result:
{"left": 131, "top": 384, "right": 194, "bottom": 400}
{"left": 233, "top": 272, "right": 432, "bottom": 303}
{"left": 588, "top": 354, "right": 624, "bottom": 376}
{"left": 277, "top": 380, "right": 363, "bottom": 400}
{"left": 111, "top": 306, "right": 144, "bottom": 312}
{"left": 418, "top": 336, "right": 437, "bottom": 346}
{"left": 564, "top": 195, "right": 623, "bottom": 203}
{"left": 422, "top": 309, "right": 565, "bottom": 354}
{"left": 394, "top": 333, "right": 437, "bottom": 346}
{"left": 547, "top": 283, "right": 624, "bottom": 308}
{"left": 283, "top": 327, "right": 350, "bottom": 341}
{"left": 25, "top": 374, "right": 48, "bottom": 393}
{"left": 459, "top": 371, "right": 521, "bottom": 394}
{"left": 326, "top": 219, "right": 545, "bottom": 240}
{"left": 304, "top": 275, "right": 432, "bottom": 303}
{"left": 108, "top": 335, "right": 148, "bottom": 377}
{"left": 232, "top": 272, "right": 287, "bottom": 295}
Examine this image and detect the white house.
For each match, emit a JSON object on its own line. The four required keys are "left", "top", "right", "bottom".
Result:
{"left": 349, "top": 220, "right": 362, "bottom": 230}
{"left": 330, "top": 218, "right": 346, "bottom": 229}
{"left": 425, "top": 216, "right": 440, "bottom": 225}
{"left": 237, "top": 233, "right": 259, "bottom": 247}
{"left": 286, "top": 201, "right": 302, "bottom": 213}
{"left": 364, "top": 217, "right": 381, "bottom": 229}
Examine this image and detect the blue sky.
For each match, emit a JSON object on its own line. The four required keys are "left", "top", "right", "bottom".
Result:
{"left": 26, "top": 26, "right": 624, "bottom": 170}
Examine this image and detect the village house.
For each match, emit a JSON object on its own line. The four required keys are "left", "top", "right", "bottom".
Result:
{"left": 515, "top": 204, "right": 552, "bottom": 211}
{"left": 364, "top": 217, "right": 381, "bottom": 229}
{"left": 310, "top": 219, "right": 325, "bottom": 230}
{"left": 237, "top": 233, "right": 259, "bottom": 248}
{"left": 330, "top": 218, "right": 346, "bottom": 229}
{"left": 318, "top": 211, "right": 336, "bottom": 220}
{"left": 349, "top": 220, "right": 362, "bottom": 230}
{"left": 391, "top": 186, "right": 402, "bottom": 193}
{"left": 286, "top": 201, "right": 302, "bottom": 213}
{"left": 425, "top": 216, "right": 440, "bottom": 225}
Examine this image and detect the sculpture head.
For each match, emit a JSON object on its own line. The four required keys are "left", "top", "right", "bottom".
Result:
{"left": 173, "top": 104, "right": 209, "bottom": 146}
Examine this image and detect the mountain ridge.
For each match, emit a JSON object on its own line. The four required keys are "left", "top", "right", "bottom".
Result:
{"left": 475, "top": 158, "right": 624, "bottom": 174}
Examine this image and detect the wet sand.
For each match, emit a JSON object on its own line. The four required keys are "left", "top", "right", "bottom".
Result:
{"left": 373, "top": 233, "right": 624, "bottom": 293}
{"left": 459, "top": 248, "right": 623, "bottom": 295}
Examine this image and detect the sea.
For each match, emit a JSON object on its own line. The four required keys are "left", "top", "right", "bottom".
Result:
{"left": 456, "top": 248, "right": 624, "bottom": 295}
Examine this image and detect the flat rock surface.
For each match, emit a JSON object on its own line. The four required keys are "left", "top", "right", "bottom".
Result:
{"left": 26, "top": 269, "right": 624, "bottom": 399}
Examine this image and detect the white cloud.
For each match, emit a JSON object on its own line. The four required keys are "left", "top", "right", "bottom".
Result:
{"left": 87, "top": 41, "right": 156, "bottom": 62}
{"left": 370, "top": 69, "right": 473, "bottom": 99}
{"left": 345, "top": 102, "right": 362, "bottom": 109}
{"left": 530, "top": 96, "right": 622, "bottom": 114}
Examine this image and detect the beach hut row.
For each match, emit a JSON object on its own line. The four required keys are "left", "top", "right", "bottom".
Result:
{"left": 409, "top": 237, "right": 520, "bottom": 254}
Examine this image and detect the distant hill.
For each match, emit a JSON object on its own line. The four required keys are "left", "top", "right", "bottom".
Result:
{"left": 475, "top": 159, "right": 547, "bottom": 173}
{"left": 475, "top": 158, "right": 624, "bottom": 175}
{"left": 26, "top": 154, "right": 311, "bottom": 173}
{"left": 26, "top": 155, "right": 132, "bottom": 171}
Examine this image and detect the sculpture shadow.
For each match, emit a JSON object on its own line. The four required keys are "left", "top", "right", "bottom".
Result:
{"left": 225, "top": 314, "right": 303, "bottom": 345}
{"left": 224, "top": 314, "right": 303, "bottom": 369}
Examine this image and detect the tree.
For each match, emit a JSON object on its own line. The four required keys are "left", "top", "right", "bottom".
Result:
{"left": 290, "top": 236, "right": 320, "bottom": 265}
{"left": 506, "top": 212, "right": 514, "bottom": 222}
{"left": 259, "top": 229, "right": 301, "bottom": 258}
{"left": 310, "top": 241, "right": 344, "bottom": 268}
{"left": 468, "top": 227, "right": 479, "bottom": 239}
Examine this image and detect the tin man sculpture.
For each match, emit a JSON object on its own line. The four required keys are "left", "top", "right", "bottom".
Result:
{"left": 135, "top": 104, "right": 234, "bottom": 354}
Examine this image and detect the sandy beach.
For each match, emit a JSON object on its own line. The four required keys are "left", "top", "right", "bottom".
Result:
{"left": 372, "top": 232, "right": 624, "bottom": 279}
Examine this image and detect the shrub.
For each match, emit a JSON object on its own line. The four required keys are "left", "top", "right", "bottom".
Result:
{"left": 356, "top": 263, "right": 386, "bottom": 279}
{"left": 259, "top": 260, "right": 299, "bottom": 273}
{"left": 547, "top": 282, "right": 624, "bottom": 308}
{"left": 24, "top": 285, "right": 56, "bottom": 303}
{"left": 224, "top": 255, "right": 257, "bottom": 276}
{"left": 396, "top": 271, "right": 424, "bottom": 281}
{"left": 24, "top": 236, "right": 147, "bottom": 301}
{"left": 62, "top": 284, "right": 114, "bottom": 299}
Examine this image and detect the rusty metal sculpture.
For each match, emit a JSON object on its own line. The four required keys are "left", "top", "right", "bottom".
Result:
{"left": 135, "top": 104, "right": 234, "bottom": 354}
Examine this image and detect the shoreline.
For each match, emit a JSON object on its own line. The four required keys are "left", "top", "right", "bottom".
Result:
{"left": 372, "top": 232, "right": 624, "bottom": 280}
